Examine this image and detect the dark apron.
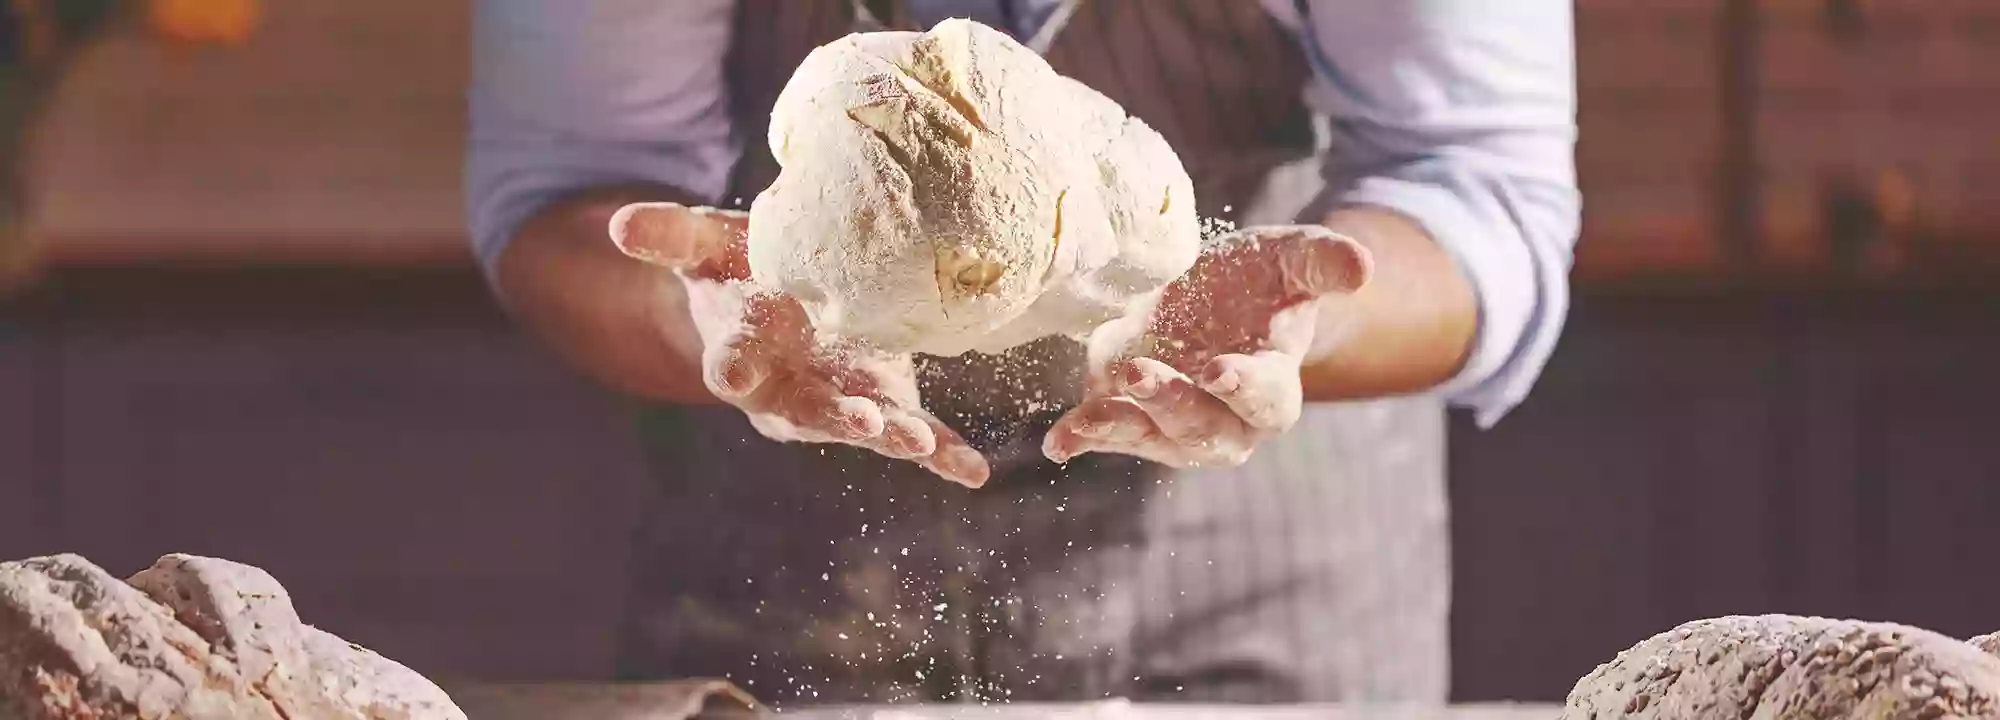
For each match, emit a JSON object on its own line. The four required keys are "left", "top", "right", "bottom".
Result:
{"left": 618, "top": 0, "right": 1449, "bottom": 706}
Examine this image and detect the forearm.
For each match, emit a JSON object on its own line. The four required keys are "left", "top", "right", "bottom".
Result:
{"left": 1300, "top": 206, "right": 1478, "bottom": 400}
{"left": 491, "top": 185, "right": 720, "bottom": 405}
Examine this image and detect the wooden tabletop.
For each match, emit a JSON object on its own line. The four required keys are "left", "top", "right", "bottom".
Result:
{"left": 445, "top": 682, "right": 1559, "bottom": 720}
{"left": 767, "top": 706, "right": 1559, "bottom": 720}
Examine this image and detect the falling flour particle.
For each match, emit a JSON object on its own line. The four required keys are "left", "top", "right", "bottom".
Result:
{"left": 748, "top": 18, "right": 1201, "bottom": 356}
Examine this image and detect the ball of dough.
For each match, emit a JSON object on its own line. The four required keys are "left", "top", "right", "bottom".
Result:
{"left": 747, "top": 18, "right": 1199, "bottom": 356}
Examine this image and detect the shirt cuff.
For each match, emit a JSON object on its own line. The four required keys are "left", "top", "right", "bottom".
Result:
{"left": 1319, "top": 173, "right": 1558, "bottom": 428}
{"left": 463, "top": 135, "right": 739, "bottom": 282}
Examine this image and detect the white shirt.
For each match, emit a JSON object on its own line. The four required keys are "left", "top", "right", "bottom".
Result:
{"left": 465, "top": 0, "right": 1580, "bottom": 426}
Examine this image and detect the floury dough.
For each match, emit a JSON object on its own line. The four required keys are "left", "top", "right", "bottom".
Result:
{"left": 748, "top": 18, "right": 1201, "bottom": 357}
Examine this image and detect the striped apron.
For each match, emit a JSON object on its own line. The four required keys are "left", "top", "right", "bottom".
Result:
{"left": 616, "top": 0, "right": 1450, "bottom": 706}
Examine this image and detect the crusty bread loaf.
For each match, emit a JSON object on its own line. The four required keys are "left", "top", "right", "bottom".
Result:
{"left": 1973, "top": 632, "right": 2000, "bottom": 659}
{"left": 299, "top": 625, "right": 468, "bottom": 720}
{"left": 1563, "top": 615, "right": 2000, "bottom": 720}
{"left": 126, "top": 553, "right": 314, "bottom": 707}
{"left": 0, "top": 553, "right": 465, "bottom": 720}
{"left": 0, "top": 553, "right": 284, "bottom": 720}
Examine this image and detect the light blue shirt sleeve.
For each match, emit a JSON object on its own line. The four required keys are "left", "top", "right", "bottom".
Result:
{"left": 464, "top": 0, "right": 742, "bottom": 277}
{"left": 1291, "top": 0, "right": 1581, "bottom": 427}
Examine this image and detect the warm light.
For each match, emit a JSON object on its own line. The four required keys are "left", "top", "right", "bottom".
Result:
{"left": 1874, "top": 169, "right": 1918, "bottom": 230}
{"left": 147, "top": 0, "right": 261, "bottom": 46}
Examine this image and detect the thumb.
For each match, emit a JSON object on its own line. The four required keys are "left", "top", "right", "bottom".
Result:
{"left": 1279, "top": 228, "right": 1373, "bottom": 298}
{"left": 609, "top": 202, "right": 751, "bottom": 280}
{"left": 1080, "top": 310, "right": 1151, "bottom": 394}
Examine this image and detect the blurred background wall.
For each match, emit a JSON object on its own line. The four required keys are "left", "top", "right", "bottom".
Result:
{"left": 1, "top": 0, "right": 1996, "bottom": 700}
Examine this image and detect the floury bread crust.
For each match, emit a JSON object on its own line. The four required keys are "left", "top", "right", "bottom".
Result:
{"left": 0, "top": 554, "right": 282, "bottom": 720}
{"left": 0, "top": 553, "right": 466, "bottom": 720}
{"left": 1973, "top": 632, "right": 2000, "bottom": 659}
{"left": 130, "top": 554, "right": 467, "bottom": 720}
{"left": 1562, "top": 615, "right": 2000, "bottom": 720}
{"left": 748, "top": 18, "right": 1200, "bottom": 357}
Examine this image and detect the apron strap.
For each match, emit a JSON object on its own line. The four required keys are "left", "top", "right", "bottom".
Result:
{"left": 1022, "top": 0, "right": 1084, "bottom": 54}
{"left": 850, "top": 0, "right": 893, "bottom": 32}
{"left": 849, "top": 0, "right": 1083, "bottom": 54}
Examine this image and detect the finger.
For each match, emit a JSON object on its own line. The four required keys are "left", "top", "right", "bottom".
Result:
{"left": 1080, "top": 313, "right": 1150, "bottom": 393}
{"left": 702, "top": 336, "right": 776, "bottom": 400}
{"left": 609, "top": 203, "right": 750, "bottom": 280}
{"left": 686, "top": 204, "right": 753, "bottom": 233}
{"left": 909, "top": 413, "right": 990, "bottom": 489}
{"left": 752, "top": 376, "right": 884, "bottom": 443}
{"left": 843, "top": 369, "right": 985, "bottom": 486}
{"left": 1074, "top": 435, "right": 1229, "bottom": 468}
{"left": 744, "top": 411, "right": 804, "bottom": 444}
{"left": 830, "top": 360, "right": 931, "bottom": 458}
{"left": 1278, "top": 229, "right": 1372, "bottom": 299}
{"left": 870, "top": 409, "right": 937, "bottom": 460}
{"left": 1200, "top": 351, "right": 1305, "bottom": 432}
{"left": 1116, "top": 357, "right": 1253, "bottom": 450}
{"left": 832, "top": 362, "right": 884, "bottom": 400}
{"left": 1047, "top": 398, "right": 1246, "bottom": 468}
{"left": 827, "top": 351, "right": 922, "bottom": 407}
{"left": 1042, "top": 397, "right": 1157, "bottom": 464}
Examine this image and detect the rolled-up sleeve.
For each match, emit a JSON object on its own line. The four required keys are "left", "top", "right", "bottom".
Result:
{"left": 466, "top": 0, "right": 741, "bottom": 276}
{"left": 1294, "top": 0, "right": 1580, "bottom": 427}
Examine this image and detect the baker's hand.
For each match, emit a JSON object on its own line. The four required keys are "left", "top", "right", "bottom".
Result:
{"left": 1044, "top": 226, "right": 1372, "bottom": 468}
{"left": 609, "top": 202, "right": 991, "bottom": 488}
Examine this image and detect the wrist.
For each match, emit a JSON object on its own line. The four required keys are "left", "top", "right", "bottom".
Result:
{"left": 1298, "top": 208, "right": 1477, "bottom": 401}
{"left": 1300, "top": 227, "right": 1371, "bottom": 366}
{"left": 498, "top": 193, "right": 724, "bottom": 406}
{"left": 642, "top": 270, "right": 713, "bottom": 383}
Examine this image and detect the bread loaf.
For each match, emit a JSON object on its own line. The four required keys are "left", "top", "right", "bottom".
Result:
{"left": 0, "top": 554, "right": 283, "bottom": 719}
{"left": 1973, "top": 632, "right": 2000, "bottom": 659}
{"left": 748, "top": 18, "right": 1200, "bottom": 357}
{"left": 1563, "top": 615, "right": 2000, "bottom": 719}
{"left": 0, "top": 553, "right": 466, "bottom": 720}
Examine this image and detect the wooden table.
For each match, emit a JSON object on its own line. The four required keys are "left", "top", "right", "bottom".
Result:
{"left": 750, "top": 706, "right": 1559, "bottom": 720}
{"left": 447, "top": 683, "right": 1560, "bottom": 720}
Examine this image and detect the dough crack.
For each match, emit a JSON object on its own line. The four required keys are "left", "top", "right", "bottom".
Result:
{"left": 898, "top": 31, "right": 990, "bottom": 135}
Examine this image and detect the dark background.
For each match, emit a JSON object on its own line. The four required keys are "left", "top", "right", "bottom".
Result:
{"left": 2, "top": 0, "right": 1997, "bottom": 702}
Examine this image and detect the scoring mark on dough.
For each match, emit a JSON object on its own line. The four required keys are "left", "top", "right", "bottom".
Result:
{"left": 1053, "top": 189, "right": 1066, "bottom": 254}
{"left": 900, "top": 29, "right": 991, "bottom": 136}
{"left": 954, "top": 257, "right": 1007, "bottom": 293}
{"left": 848, "top": 100, "right": 920, "bottom": 182}
{"left": 1043, "top": 189, "right": 1066, "bottom": 286}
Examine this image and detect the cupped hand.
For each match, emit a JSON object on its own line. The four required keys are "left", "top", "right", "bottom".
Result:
{"left": 609, "top": 202, "right": 990, "bottom": 487}
{"left": 1044, "top": 225, "right": 1373, "bottom": 469}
